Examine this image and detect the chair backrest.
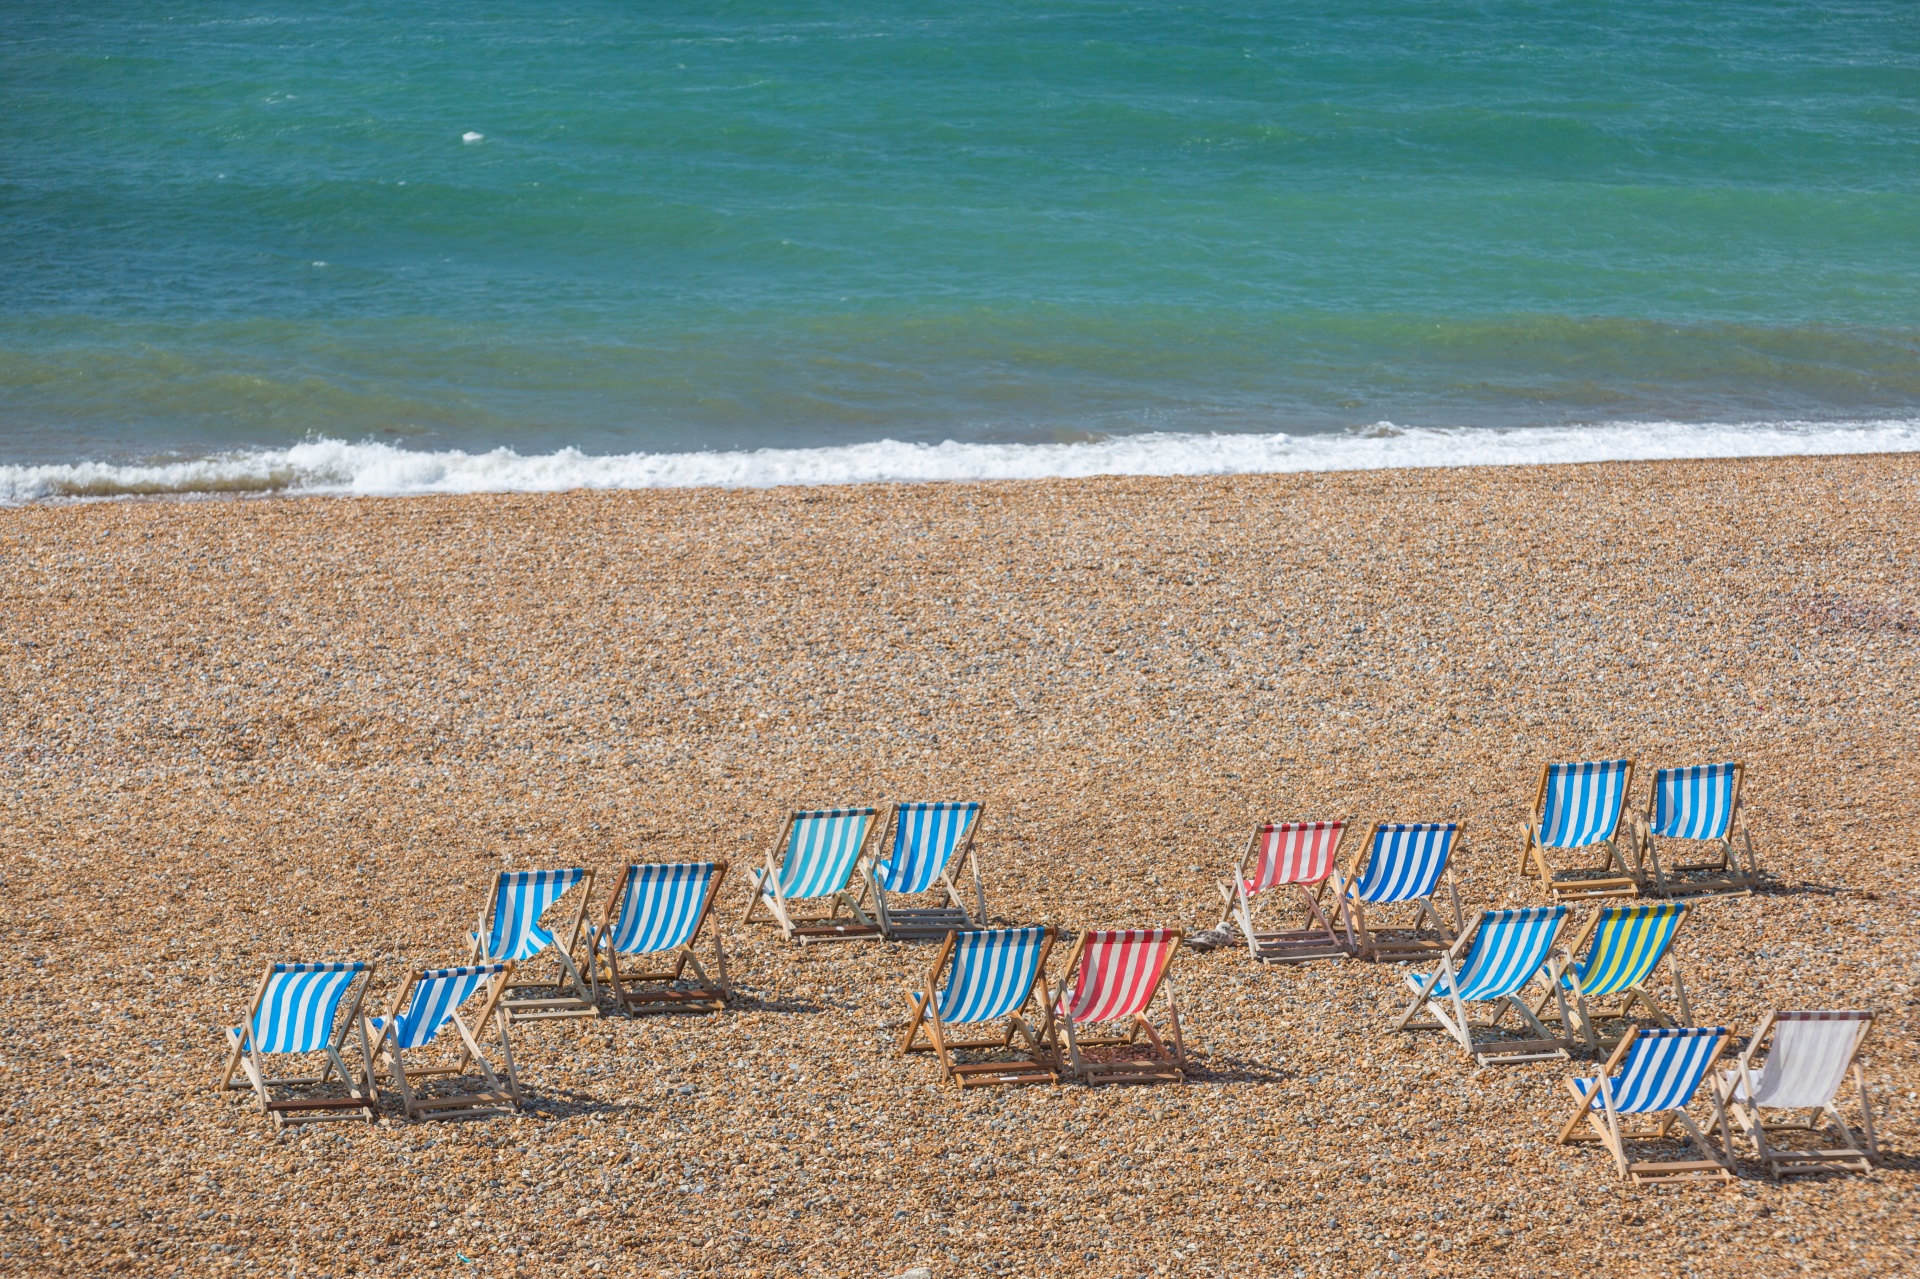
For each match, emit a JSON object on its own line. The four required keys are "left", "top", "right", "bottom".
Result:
{"left": 775, "top": 808, "right": 876, "bottom": 899}
{"left": 1536, "top": 759, "right": 1632, "bottom": 849}
{"left": 1747, "top": 1011, "right": 1872, "bottom": 1110}
{"left": 1352, "top": 823, "right": 1456, "bottom": 903}
{"left": 606, "top": 862, "right": 721, "bottom": 956}
{"left": 1649, "top": 763, "right": 1739, "bottom": 840}
{"left": 251, "top": 962, "right": 367, "bottom": 1054}
{"left": 1571, "top": 902, "right": 1688, "bottom": 997}
{"left": 1602, "top": 1027, "right": 1726, "bottom": 1114}
{"left": 391, "top": 964, "right": 507, "bottom": 1050}
{"left": 875, "top": 802, "right": 981, "bottom": 894}
{"left": 483, "top": 868, "right": 588, "bottom": 961}
{"left": 935, "top": 926, "right": 1048, "bottom": 1025}
{"left": 1058, "top": 929, "right": 1180, "bottom": 1023}
{"left": 1448, "top": 906, "right": 1568, "bottom": 1000}
{"left": 1244, "top": 821, "right": 1344, "bottom": 894}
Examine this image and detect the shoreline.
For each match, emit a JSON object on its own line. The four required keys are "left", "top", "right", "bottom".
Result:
{"left": 4, "top": 453, "right": 1914, "bottom": 1278}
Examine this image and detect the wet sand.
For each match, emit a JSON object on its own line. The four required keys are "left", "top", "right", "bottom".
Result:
{"left": 2, "top": 454, "right": 1916, "bottom": 1278}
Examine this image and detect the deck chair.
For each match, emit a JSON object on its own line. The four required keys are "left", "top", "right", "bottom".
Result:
{"left": 898, "top": 926, "right": 1058, "bottom": 1088}
{"left": 1557, "top": 1025, "right": 1735, "bottom": 1186}
{"left": 1532, "top": 902, "right": 1693, "bottom": 1054}
{"left": 1051, "top": 929, "right": 1186, "bottom": 1085}
{"left": 865, "top": 802, "right": 986, "bottom": 940}
{"left": 742, "top": 807, "right": 881, "bottom": 942}
{"left": 468, "top": 868, "right": 597, "bottom": 1021}
{"left": 1518, "top": 758, "right": 1639, "bottom": 901}
{"left": 1392, "top": 906, "right": 1572, "bottom": 1065}
{"left": 1215, "top": 821, "right": 1349, "bottom": 963}
{"left": 1330, "top": 822, "right": 1464, "bottom": 960}
{"left": 589, "top": 861, "right": 730, "bottom": 1015}
{"left": 1718, "top": 1010, "right": 1878, "bottom": 1179}
{"left": 218, "top": 961, "right": 379, "bottom": 1128}
{"left": 365, "top": 963, "right": 522, "bottom": 1122}
{"left": 1636, "top": 762, "right": 1759, "bottom": 899}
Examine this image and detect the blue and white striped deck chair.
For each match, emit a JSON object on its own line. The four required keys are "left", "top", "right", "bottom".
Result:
{"left": 468, "top": 867, "right": 598, "bottom": 1021}
{"left": 1557, "top": 1025, "right": 1735, "bottom": 1185}
{"left": 217, "top": 961, "right": 379, "bottom": 1128}
{"left": 865, "top": 801, "right": 986, "bottom": 939}
{"left": 365, "top": 962, "right": 521, "bottom": 1121}
{"left": 1392, "top": 906, "right": 1573, "bottom": 1065}
{"left": 1519, "top": 758, "right": 1640, "bottom": 902}
{"left": 1636, "top": 761, "right": 1758, "bottom": 899}
{"left": 742, "top": 807, "right": 881, "bottom": 942}
{"left": 1330, "top": 822, "right": 1465, "bottom": 960}
{"left": 589, "top": 861, "right": 730, "bottom": 1015}
{"left": 898, "top": 926, "right": 1059, "bottom": 1088}
{"left": 1535, "top": 902, "right": 1693, "bottom": 1054}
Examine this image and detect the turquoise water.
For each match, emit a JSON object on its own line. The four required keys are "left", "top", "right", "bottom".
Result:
{"left": 3, "top": 2, "right": 1919, "bottom": 483}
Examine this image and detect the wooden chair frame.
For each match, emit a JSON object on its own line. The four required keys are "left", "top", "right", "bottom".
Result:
{"left": 469, "top": 869, "right": 599, "bottom": 1022}
{"left": 1518, "top": 759, "right": 1641, "bottom": 902}
{"left": 588, "top": 861, "right": 731, "bottom": 1016}
{"left": 1556, "top": 1026, "right": 1736, "bottom": 1186}
{"left": 1635, "top": 761, "right": 1760, "bottom": 900}
{"left": 741, "top": 808, "right": 883, "bottom": 943}
{"left": 1391, "top": 910, "right": 1572, "bottom": 1066}
{"left": 1216, "top": 820, "right": 1350, "bottom": 963}
{"left": 1529, "top": 905, "right": 1694, "bottom": 1055}
{"left": 1050, "top": 929, "right": 1187, "bottom": 1085}
{"left": 218, "top": 964, "right": 380, "bottom": 1128}
{"left": 366, "top": 964, "right": 523, "bottom": 1122}
{"left": 898, "top": 928, "right": 1059, "bottom": 1089}
{"left": 1717, "top": 1011, "right": 1879, "bottom": 1180}
{"left": 861, "top": 802, "right": 988, "bottom": 940}
{"left": 1332, "top": 822, "right": 1465, "bottom": 960}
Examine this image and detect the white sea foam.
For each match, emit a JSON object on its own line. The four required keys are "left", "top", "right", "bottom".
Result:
{"left": 3, "top": 418, "right": 1918, "bottom": 505}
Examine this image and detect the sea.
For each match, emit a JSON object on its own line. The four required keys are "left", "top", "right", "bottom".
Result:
{"left": 3, "top": 2, "right": 1918, "bottom": 502}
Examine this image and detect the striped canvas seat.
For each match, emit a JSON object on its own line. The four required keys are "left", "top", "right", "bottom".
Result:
{"left": 1333, "top": 823, "right": 1464, "bottom": 960}
{"left": 898, "top": 926, "right": 1058, "bottom": 1088}
{"left": 217, "top": 961, "right": 379, "bottom": 1128}
{"left": 1394, "top": 907, "right": 1570, "bottom": 1064}
{"left": 591, "top": 861, "right": 731, "bottom": 1015}
{"left": 1217, "top": 821, "right": 1350, "bottom": 963}
{"left": 368, "top": 963, "right": 521, "bottom": 1121}
{"left": 1720, "top": 1011, "right": 1878, "bottom": 1179}
{"left": 468, "top": 868, "right": 597, "bottom": 1022}
{"left": 476, "top": 868, "right": 588, "bottom": 961}
{"left": 1243, "top": 821, "right": 1342, "bottom": 894}
{"left": 744, "top": 808, "right": 882, "bottom": 942}
{"left": 1637, "top": 762, "right": 1759, "bottom": 899}
{"left": 1543, "top": 902, "right": 1692, "bottom": 1054}
{"left": 1557, "top": 1025, "right": 1735, "bottom": 1185}
{"left": 1521, "top": 759, "right": 1640, "bottom": 902}
{"left": 867, "top": 802, "right": 987, "bottom": 939}
{"left": 1052, "top": 929, "right": 1187, "bottom": 1084}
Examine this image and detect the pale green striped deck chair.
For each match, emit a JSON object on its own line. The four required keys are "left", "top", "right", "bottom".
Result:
{"left": 742, "top": 807, "right": 882, "bottom": 942}
{"left": 1531, "top": 902, "right": 1693, "bottom": 1053}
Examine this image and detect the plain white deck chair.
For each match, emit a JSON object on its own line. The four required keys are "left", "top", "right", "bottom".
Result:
{"left": 898, "top": 926, "right": 1058, "bottom": 1088}
{"left": 1717, "top": 1010, "right": 1878, "bottom": 1179}
{"left": 1215, "top": 820, "right": 1349, "bottom": 963}
{"left": 365, "top": 962, "right": 521, "bottom": 1122}
{"left": 218, "top": 961, "right": 379, "bottom": 1128}
{"left": 468, "top": 867, "right": 597, "bottom": 1021}
{"left": 1532, "top": 902, "right": 1693, "bottom": 1054}
{"left": 1636, "top": 762, "right": 1760, "bottom": 899}
{"left": 589, "top": 861, "right": 730, "bottom": 1015}
{"left": 742, "top": 807, "right": 881, "bottom": 942}
{"left": 864, "top": 801, "right": 986, "bottom": 940}
{"left": 1518, "top": 758, "right": 1639, "bottom": 901}
{"left": 1557, "top": 1025, "right": 1735, "bottom": 1187}
{"left": 1051, "top": 928, "right": 1186, "bottom": 1085}
{"left": 1330, "top": 822, "right": 1464, "bottom": 960}
{"left": 1392, "top": 906, "right": 1572, "bottom": 1065}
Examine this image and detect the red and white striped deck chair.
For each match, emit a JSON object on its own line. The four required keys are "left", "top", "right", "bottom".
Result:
{"left": 1215, "top": 820, "right": 1349, "bottom": 963}
{"left": 1049, "top": 928, "right": 1186, "bottom": 1085}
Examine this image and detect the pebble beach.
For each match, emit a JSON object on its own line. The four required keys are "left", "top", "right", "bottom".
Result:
{"left": 3, "top": 453, "right": 1917, "bottom": 1278}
